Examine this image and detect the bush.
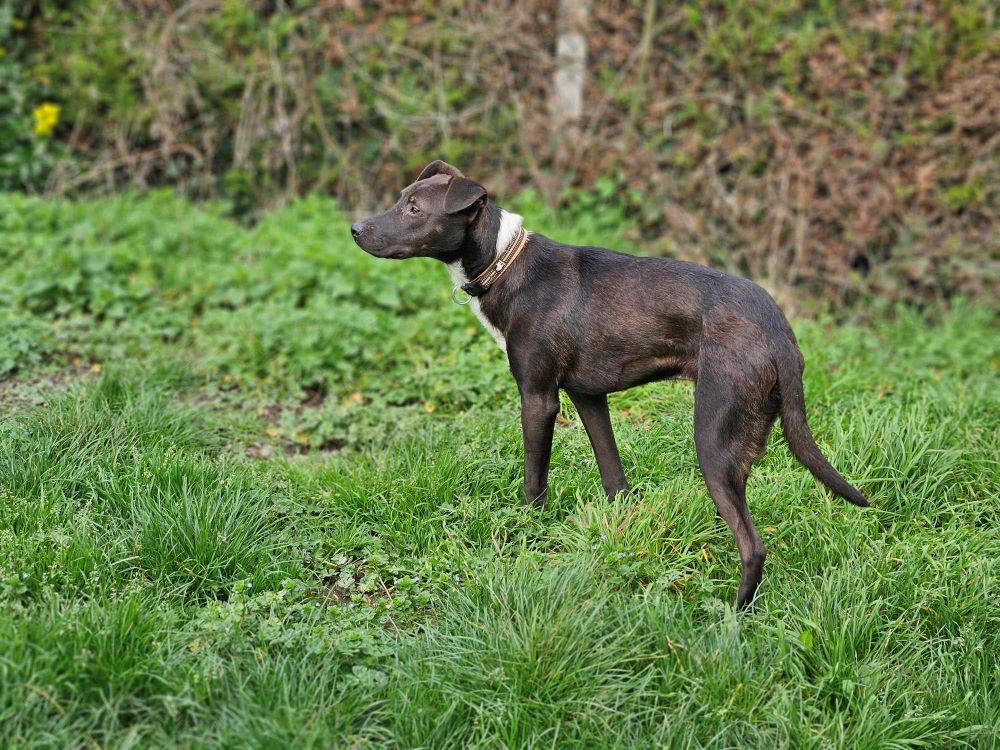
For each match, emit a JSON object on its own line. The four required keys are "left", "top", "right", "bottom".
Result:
{"left": 12, "top": 0, "right": 1000, "bottom": 307}
{"left": 0, "top": 1, "right": 65, "bottom": 190}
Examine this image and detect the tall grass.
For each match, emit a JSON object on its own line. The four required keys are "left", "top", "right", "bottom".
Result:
{"left": 0, "top": 195, "right": 997, "bottom": 747}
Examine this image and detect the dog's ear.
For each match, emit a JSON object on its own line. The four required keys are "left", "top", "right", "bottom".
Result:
{"left": 443, "top": 177, "right": 487, "bottom": 215}
{"left": 417, "top": 159, "right": 465, "bottom": 181}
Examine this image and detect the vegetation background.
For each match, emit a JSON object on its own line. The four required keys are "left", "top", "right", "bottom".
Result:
{"left": 0, "top": 1, "right": 998, "bottom": 748}
{"left": 2, "top": 0, "right": 998, "bottom": 308}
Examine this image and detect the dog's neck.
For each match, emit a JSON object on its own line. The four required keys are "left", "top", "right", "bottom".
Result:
{"left": 449, "top": 202, "right": 524, "bottom": 283}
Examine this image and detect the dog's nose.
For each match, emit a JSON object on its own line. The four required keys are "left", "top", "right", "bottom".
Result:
{"left": 350, "top": 222, "right": 363, "bottom": 239}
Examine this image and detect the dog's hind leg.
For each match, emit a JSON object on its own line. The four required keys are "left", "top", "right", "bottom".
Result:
{"left": 567, "top": 391, "right": 629, "bottom": 499}
{"left": 693, "top": 358, "right": 779, "bottom": 609}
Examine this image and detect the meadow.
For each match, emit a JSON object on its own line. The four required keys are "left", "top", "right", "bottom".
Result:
{"left": 1, "top": 191, "right": 998, "bottom": 748}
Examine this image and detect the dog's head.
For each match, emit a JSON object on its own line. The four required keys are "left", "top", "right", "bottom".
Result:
{"left": 351, "top": 160, "right": 486, "bottom": 260}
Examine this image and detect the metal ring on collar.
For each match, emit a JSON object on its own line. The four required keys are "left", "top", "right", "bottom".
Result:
{"left": 451, "top": 286, "right": 473, "bottom": 305}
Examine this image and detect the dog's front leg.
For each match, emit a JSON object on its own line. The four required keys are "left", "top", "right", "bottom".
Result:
{"left": 567, "top": 391, "right": 629, "bottom": 500}
{"left": 519, "top": 388, "right": 559, "bottom": 507}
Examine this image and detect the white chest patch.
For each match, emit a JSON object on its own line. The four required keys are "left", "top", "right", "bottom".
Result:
{"left": 448, "top": 263, "right": 507, "bottom": 351}
{"left": 448, "top": 209, "right": 525, "bottom": 353}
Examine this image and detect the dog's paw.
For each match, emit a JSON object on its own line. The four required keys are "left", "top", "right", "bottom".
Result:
{"left": 520, "top": 490, "right": 548, "bottom": 508}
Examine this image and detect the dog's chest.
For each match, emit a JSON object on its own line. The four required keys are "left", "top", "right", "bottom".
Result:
{"left": 447, "top": 262, "right": 506, "bottom": 351}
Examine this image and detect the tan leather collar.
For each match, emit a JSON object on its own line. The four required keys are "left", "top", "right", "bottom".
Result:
{"left": 460, "top": 226, "right": 529, "bottom": 298}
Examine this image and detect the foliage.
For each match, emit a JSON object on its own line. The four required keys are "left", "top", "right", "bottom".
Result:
{"left": 0, "top": 190, "right": 636, "bottom": 444}
{"left": 10, "top": 0, "right": 999, "bottom": 307}
{"left": 0, "top": 0, "right": 64, "bottom": 190}
{"left": 1, "top": 192, "right": 998, "bottom": 746}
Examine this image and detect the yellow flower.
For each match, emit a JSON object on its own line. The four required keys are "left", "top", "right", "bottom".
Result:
{"left": 33, "top": 102, "right": 60, "bottom": 137}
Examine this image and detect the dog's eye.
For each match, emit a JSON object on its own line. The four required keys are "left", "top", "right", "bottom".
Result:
{"left": 407, "top": 202, "right": 421, "bottom": 215}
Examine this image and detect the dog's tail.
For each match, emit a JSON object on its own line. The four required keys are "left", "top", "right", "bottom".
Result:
{"left": 776, "top": 350, "right": 869, "bottom": 507}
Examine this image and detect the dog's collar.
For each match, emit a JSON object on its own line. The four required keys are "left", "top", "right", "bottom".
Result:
{"left": 455, "top": 226, "right": 529, "bottom": 301}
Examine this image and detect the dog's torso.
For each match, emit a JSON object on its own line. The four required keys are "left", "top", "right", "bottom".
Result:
{"left": 472, "top": 233, "right": 792, "bottom": 396}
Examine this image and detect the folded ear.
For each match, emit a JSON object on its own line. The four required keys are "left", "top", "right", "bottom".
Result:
{"left": 417, "top": 159, "right": 465, "bottom": 181}
{"left": 444, "top": 177, "right": 487, "bottom": 215}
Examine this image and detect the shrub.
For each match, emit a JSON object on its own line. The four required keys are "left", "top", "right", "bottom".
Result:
{"left": 12, "top": 1, "right": 1000, "bottom": 307}
{"left": 0, "top": 1, "right": 65, "bottom": 190}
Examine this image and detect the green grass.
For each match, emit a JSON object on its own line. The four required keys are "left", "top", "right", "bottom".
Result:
{"left": 0, "top": 192, "right": 998, "bottom": 748}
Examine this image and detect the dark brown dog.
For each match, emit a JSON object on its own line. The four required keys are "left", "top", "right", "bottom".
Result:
{"left": 352, "top": 160, "right": 868, "bottom": 608}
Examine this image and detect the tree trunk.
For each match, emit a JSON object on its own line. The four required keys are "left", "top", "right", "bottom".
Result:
{"left": 551, "top": 0, "right": 591, "bottom": 131}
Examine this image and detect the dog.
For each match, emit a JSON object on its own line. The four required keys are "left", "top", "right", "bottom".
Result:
{"left": 351, "top": 160, "right": 868, "bottom": 608}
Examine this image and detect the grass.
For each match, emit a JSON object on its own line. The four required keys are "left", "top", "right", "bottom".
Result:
{"left": 0, "top": 192, "right": 998, "bottom": 748}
